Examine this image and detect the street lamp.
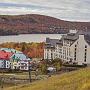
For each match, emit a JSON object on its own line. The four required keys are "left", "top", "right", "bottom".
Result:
{"left": 28, "top": 60, "right": 32, "bottom": 83}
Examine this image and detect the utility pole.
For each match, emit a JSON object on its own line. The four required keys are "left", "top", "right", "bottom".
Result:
{"left": 0, "top": 77, "right": 3, "bottom": 90}
{"left": 28, "top": 60, "right": 32, "bottom": 83}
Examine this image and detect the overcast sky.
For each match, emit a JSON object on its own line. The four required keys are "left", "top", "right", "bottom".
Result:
{"left": 0, "top": 0, "right": 90, "bottom": 21}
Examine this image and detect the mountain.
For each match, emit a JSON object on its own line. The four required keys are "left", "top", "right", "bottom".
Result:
{"left": 0, "top": 14, "right": 90, "bottom": 35}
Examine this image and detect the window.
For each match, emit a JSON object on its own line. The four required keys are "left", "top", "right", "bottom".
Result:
{"left": 85, "top": 49, "right": 87, "bottom": 52}
{"left": 47, "top": 49, "right": 49, "bottom": 51}
{"left": 85, "top": 52, "right": 87, "bottom": 55}
{"left": 74, "top": 57, "right": 76, "bottom": 61}
{"left": 67, "top": 57, "right": 68, "bottom": 60}
{"left": 75, "top": 45, "right": 77, "bottom": 47}
{"left": 59, "top": 55, "right": 61, "bottom": 58}
{"left": 67, "top": 50, "right": 68, "bottom": 56}
{"left": 69, "top": 48, "right": 70, "bottom": 56}
{"left": 75, "top": 51, "right": 76, "bottom": 54}
{"left": 84, "top": 59, "right": 86, "bottom": 62}
{"left": 47, "top": 53, "right": 49, "bottom": 59}
{"left": 7, "top": 62, "right": 8, "bottom": 64}
{"left": 74, "top": 54, "right": 76, "bottom": 57}
{"left": 51, "top": 53, "right": 53, "bottom": 59}
{"left": 2, "top": 65, "right": 3, "bottom": 68}
{"left": 65, "top": 56, "right": 66, "bottom": 59}
{"left": 74, "top": 46, "right": 77, "bottom": 61}
{"left": 84, "top": 48, "right": 87, "bottom": 62}
{"left": 74, "top": 50, "right": 76, "bottom": 61}
{"left": 85, "top": 45, "right": 87, "bottom": 48}
{"left": 67, "top": 41, "right": 69, "bottom": 44}
{"left": 61, "top": 55, "right": 62, "bottom": 58}
{"left": 75, "top": 48, "right": 76, "bottom": 51}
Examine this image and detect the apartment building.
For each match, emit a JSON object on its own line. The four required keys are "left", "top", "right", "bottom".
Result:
{"left": 44, "top": 31, "right": 90, "bottom": 65}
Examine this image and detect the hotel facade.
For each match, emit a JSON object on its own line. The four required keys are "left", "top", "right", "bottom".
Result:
{"left": 44, "top": 31, "right": 90, "bottom": 65}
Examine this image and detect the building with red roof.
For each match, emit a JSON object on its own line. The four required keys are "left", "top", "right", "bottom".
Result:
{"left": 0, "top": 50, "right": 13, "bottom": 60}
{"left": 0, "top": 48, "right": 31, "bottom": 70}
{"left": 0, "top": 50, "right": 13, "bottom": 69}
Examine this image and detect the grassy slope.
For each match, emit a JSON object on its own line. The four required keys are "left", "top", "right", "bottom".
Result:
{"left": 7, "top": 68, "right": 90, "bottom": 90}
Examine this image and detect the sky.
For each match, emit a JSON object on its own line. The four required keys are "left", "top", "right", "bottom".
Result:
{"left": 0, "top": 0, "right": 90, "bottom": 21}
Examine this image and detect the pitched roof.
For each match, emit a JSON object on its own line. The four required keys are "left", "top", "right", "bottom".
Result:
{"left": 0, "top": 48, "right": 22, "bottom": 54}
{"left": 62, "top": 31, "right": 90, "bottom": 45}
{"left": 46, "top": 38, "right": 60, "bottom": 45}
{"left": 77, "top": 30, "right": 90, "bottom": 45}
{"left": 45, "top": 38, "right": 60, "bottom": 48}
{"left": 84, "top": 34, "right": 90, "bottom": 45}
{"left": 61, "top": 33, "right": 78, "bottom": 41}
{"left": 11, "top": 53, "right": 30, "bottom": 61}
{"left": 45, "top": 31, "right": 90, "bottom": 48}
{"left": 0, "top": 50, "right": 13, "bottom": 60}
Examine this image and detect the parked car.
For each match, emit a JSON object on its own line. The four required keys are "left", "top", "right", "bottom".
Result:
{"left": 47, "top": 67, "right": 56, "bottom": 73}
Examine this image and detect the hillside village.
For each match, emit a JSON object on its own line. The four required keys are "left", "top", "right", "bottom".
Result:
{"left": 0, "top": 30, "right": 90, "bottom": 72}
{"left": 0, "top": 30, "right": 90, "bottom": 90}
{"left": 0, "top": 0, "right": 90, "bottom": 89}
{"left": 0, "top": 31, "right": 90, "bottom": 90}
{"left": 0, "top": 48, "right": 31, "bottom": 71}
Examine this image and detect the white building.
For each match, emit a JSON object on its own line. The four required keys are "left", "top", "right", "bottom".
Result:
{"left": 10, "top": 53, "right": 31, "bottom": 70}
{"left": 0, "top": 60, "right": 10, "bottom": 69}
{"left": 44, "top": 31, "right": 90, "bottom": 65}
{"left": 0, "top": 50, "right": 13, "bottom": 69}
{"left": 44, "top": 38, "right": 60, "bottom": 60}
{"left": 70, "top": 34, "right": 90, "bottom": 65}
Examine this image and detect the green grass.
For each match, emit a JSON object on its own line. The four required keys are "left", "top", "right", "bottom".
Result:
{"left": 7, "top": 67, "right": 90, "bottom": 90}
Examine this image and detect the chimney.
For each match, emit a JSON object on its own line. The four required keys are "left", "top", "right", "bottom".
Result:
{"left": 79, "top": 34, "right": 84, "bottom": 40}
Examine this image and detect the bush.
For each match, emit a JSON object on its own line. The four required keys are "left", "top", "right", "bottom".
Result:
{"left": 63, "top": 64, "right": 87, "bottom": 68}
{"left": 39, "top": 61, "right": 47, "bottom": 74}
{"left": 51, "top": 58, "right": 63, "bottom": 71}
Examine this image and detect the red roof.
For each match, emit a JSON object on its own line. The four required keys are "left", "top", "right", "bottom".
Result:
{"left": 0, "top": 51, "right": 13, "bottom": 60}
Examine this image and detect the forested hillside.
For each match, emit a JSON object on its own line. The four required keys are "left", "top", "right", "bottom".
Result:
{"left": 0, "top": 42, "right": 44, "bottom": 58}
{"left": 0, "top": 14, "right": 90, "bottom": 35}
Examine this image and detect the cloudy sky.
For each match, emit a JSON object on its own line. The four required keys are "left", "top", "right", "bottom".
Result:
{"left": 0, "top": 0, "right": 90, "bottom": 21}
